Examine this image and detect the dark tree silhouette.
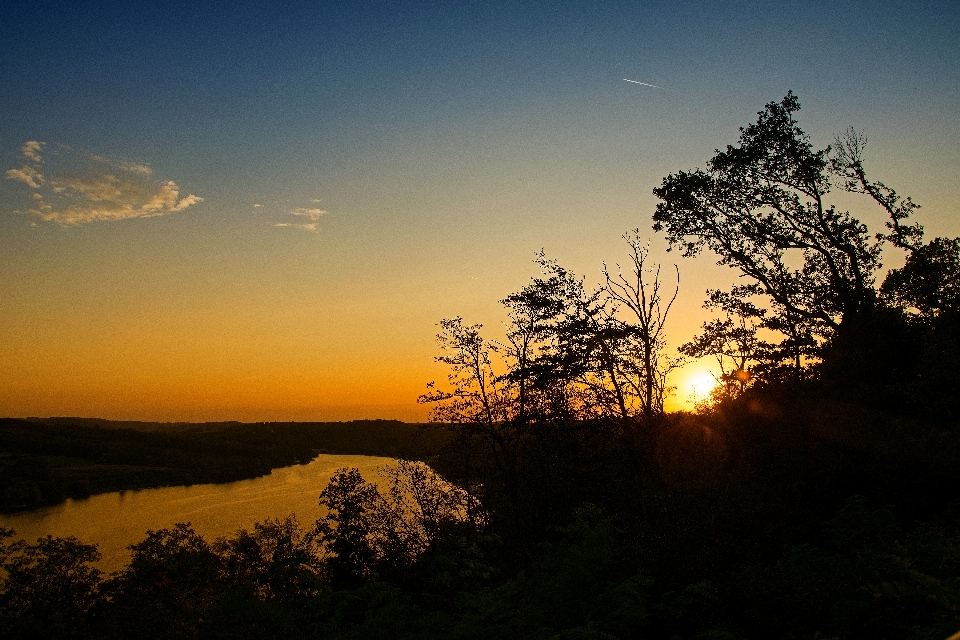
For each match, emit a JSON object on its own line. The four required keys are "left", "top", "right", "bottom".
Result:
{"left": 103, "top": 523, "right": 223, "bottom": 639}
{"left": 313, "top": 464, "right": 475, "bottom": 586}
{"left": 314, "top": 468, "right": 386, "bottom": 587}
{"left": 420, "top": 237, "right": 680, "bottom": 550}
{"left": 0, "top": 529, "right": 102, "bottom": 639}
{"left": 652, "top": 92, "right": 922, "bottom": 364}
{"left": 213, "top": 515, "right": 323, "bottom": 601}
{"left": 882, "top": 236, "right": 960, "bottom": 317}
{"left": 601, "top": 231, "right": 680, "bottom": 417}
{"left": 422, "top": 235, "right": 679, "bottom": 426}
{"left": 679, "top": 289, "right": 766, "bottom": 398}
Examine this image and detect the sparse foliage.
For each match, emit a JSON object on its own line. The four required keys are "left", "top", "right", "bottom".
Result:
{"left": 831, "top": 128, "right": 924, "bottom": 251}
{"left": 680, "top": 301, "right": 763, "bottom": 399}
{"left": 378, "top": 459, "right": 481, "bottom": 551}
{"left": 602, "top": 231, "right": 682, "bottom": 416}
{"left": 421, "top": 234, "right": 680, "bottom": 426}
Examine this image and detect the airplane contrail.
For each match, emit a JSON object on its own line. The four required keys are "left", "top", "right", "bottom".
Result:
{"left": 623, "top": 79, "right": 663, "bottom": 89}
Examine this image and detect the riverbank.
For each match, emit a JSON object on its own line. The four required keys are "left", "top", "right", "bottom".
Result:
{"left": 0, "top": 418, "right": 447, "bottom": 513}
{"left": 0, "top": 453, "right": 394, "bottom": 573}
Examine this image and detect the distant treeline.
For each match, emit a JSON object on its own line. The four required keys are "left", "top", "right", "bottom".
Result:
{"left": 0, "top": 418, "right": 447, "bottom": 513}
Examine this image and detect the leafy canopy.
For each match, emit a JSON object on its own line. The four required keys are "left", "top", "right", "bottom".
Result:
{"left": 653, "top": 92, "right": 920, "bottom": 339}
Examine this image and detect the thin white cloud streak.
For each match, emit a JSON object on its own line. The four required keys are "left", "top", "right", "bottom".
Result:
{"left": 623, "top": 78, "right": 663, "bottom": 89}
{"left": 4, "top": 141, "right": 202, "bottom": 225}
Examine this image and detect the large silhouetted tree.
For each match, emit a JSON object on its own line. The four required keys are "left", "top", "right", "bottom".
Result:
{"left": 652, "top": 92, "right": 922, "bottom": 366}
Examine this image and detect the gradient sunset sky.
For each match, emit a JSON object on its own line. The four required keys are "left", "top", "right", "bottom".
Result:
{"left": 2, "top": 1, "right": 959, "bottom": 422}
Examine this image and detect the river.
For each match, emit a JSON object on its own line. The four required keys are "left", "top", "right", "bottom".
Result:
{"left": 0, "top": 454, "right": 392, "bottom": 573}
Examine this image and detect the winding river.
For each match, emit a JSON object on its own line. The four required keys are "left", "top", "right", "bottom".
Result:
{"left": 0, "top": 454, "right": 392, "bottom": 573}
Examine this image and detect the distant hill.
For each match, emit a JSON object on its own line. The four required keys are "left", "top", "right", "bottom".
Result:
{"left": 21, "top": 416, "right": 249, "bottom": 433}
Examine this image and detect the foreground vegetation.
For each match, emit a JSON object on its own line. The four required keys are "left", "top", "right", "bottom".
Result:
{"left": 3, "top": 386, "right": 958, "bottom": 639}
{"left": 2, "top": 93, "right": 959, "bottom": 638}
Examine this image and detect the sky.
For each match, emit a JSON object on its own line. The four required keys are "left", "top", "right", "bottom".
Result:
{"left": 2, "top": 0, "right": 959, "bottom": 422}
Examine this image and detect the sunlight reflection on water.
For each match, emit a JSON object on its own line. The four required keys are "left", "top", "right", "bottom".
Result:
{"left": 0, "top": 454, "right": 392, "bottom": 573}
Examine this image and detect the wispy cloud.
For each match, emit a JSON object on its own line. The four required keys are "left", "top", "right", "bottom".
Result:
{"left": 271, "top": 200, "right": 330, "bottom": 232}
{"left": 4, "top": 141, "right": 202, "bottom": 225}
{"left": 5, "top": 164, "right": 43, "bottom": 188}
{"left": 88, "top": 153, "right": 152, "bottom": 175}
{"left": 291, "top": 207, "right": 328, "bottom": 221}
{"left": 275, "top": 222, "right": 318, "bottom": 232}
{"left": 21, "top": 140, "right": 44, "bottom": 162}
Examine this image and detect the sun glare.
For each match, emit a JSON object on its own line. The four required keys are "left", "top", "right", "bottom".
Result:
{"left": 688, "top": 372, "right": 718, "bottom": 399}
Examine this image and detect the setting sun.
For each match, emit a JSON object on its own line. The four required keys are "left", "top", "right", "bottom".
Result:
{"left": 688, "top": 372, "right": 718, "bottom": 399}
